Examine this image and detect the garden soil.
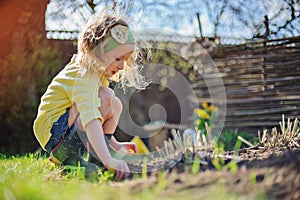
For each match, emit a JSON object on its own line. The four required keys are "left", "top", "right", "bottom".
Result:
{"left": 125, "top": 146, "right": 300, "bottom": 200}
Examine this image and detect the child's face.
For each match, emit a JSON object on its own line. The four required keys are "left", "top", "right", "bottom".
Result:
{"left": 102, "top": 43, "right": 134, "bottom": 78}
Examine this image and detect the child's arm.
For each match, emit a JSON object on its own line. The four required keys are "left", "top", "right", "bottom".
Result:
{"left": 85, "top": 119, "right": 129, "bottom": 180}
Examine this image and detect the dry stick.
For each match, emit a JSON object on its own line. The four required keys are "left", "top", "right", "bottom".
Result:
{"left": 258, "top": 130, "right": 261, "bottom": 143}
{"left": 287, "top": 118, "right": 294, "bottom": 141}
{"left": 279, "top": 114, "right": 285, "bottom": 139}
{"left": 196, "top": 130, "right": 203, "bottom": 146}
{"left": 291, "top": 118, "right": 299, "bottom": 137}
{"left": 262, "top": 129, "right": 267, "bottom": 143}
{"left": 237, "top": 136, "right": 255, "bottom": 148}
{"left": 164, "top": 140, "right": 169, "bottom": 156}
{"left": 172, "top": 136, "right": 179, "bottom": 151}
{"left": 279, "top": 121, "right": 285, "bottom": 147}
{"left": 171, "top": 130, "right": 178, "bottom": 146}
{"left": 277, "top": 128, "right": 283, "bottom": 146}
{"left": 288, "top": 118, "right": 292, "bottom": 132}
{"left": 292, "top": 139, "right": 300, "bottom": 148}
{"left": 171, "top": 130, "right": 179, "bottom": 153}
{"left": 279, "top": 121, "right": 284, "bottom": 136}
{"left": 168, "top": 138, "right": 175, "bottom": 154}
{"left": 156, "top": 146, "right": 163, "bottom": 158}
{"left": 172, "top": 140, "right": 179, "bottom": 153}
{"left": 176, "top": 130, "right": 185, "bottom": 150}
{"left": 282, "top": 114, "right": 286, "bottom": 136}
{"left": 270, "top": 128, "right": 274, "bottom": 147}
{"left": 287, "top": 118, "right": 293, "bottom": 136}
{"left": 213, "top": 153, "right": 242, "bottom": 161}
{"left": 291, "top": 119, "right": 299, "bottom": 140}
{"left": 273, "top": 127, "right": 278, "bottom": 147}
{"left": 171, "top": 129, "right": 183, "bottom": 151}
{"left": 202, "top": 134, "right": 208, "bottom": 146}
{"left": 205, "top": 122, "right": 211, "bottom": 144}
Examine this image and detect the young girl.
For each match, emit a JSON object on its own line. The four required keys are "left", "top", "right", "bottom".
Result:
{"left": 33, "top": 12, "right": 148, "bottom": 180}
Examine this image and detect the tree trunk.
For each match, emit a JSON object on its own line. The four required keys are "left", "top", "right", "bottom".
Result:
{"left": 0, "top": 0, "right": 50, "bottom": 60}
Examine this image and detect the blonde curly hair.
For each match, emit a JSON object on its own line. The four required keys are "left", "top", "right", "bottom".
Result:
{"left": 77, "top": 11, "right": 149, "bottom": 91}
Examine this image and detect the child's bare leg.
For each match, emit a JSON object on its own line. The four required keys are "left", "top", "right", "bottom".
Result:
{"left": 97, "top": 87, "right": 124, "bottom": 150}
{"left": 97, "top": 87, "right": 122, "bottom": 134}
{"left": 68, "top": 87, "right": 122, "bottom": 133}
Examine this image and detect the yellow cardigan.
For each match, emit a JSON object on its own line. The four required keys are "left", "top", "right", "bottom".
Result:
{"left": 33, "top": 55, "right": 109, "bottom": 149}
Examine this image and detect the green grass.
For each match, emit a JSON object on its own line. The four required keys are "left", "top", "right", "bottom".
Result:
{"left": 0, "top": 153, "right": 264, "bottom": 200}
{"left": 0, "top": 154, "right": 133, "bottom": 200}
{"left": 0, "top": 153, "right": 190, "bottom": 200}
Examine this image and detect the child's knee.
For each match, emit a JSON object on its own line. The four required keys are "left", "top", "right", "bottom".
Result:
{"left": 113, "top": 96, "right": 123, "bottom": 114}
{"left": 98, "top": 87, "right": 122, "bottom": 119}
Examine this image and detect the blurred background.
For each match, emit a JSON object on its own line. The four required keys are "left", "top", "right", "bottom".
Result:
{"left": 0, "top": 0, "right": 299, "bottom": 155}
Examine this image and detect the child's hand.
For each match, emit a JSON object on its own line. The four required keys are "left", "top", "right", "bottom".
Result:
{"left": 105, "top": 158, "right": 130, "bottom": 180}
{"left": 118, "top": 142, "right": 137, "bottom": 154}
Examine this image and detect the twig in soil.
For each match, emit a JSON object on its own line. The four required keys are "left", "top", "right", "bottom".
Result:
{"left": 164, "top": 140, "right": 169, "bottom": 156}
{"left": 237, "top": 136, "right": 255, "bottom": 148}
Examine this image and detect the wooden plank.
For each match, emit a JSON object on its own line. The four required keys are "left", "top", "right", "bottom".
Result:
{"left": 226, "top": 106, "right": 299, "bottom": 116}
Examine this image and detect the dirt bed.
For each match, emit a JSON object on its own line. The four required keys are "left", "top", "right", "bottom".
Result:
{"left": 125, "top": 147, "right": 300, "bottom": 200}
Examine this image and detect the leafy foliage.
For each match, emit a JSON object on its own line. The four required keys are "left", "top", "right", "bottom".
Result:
{"left": 217, "top": 130, "right": 258, "bottom": 151}
{"left": 0, "top": 36, "right": 63, "bottom": 154}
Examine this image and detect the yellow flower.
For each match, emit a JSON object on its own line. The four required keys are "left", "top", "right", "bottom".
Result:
{"left": 202, "top": 101, "right": 208, "bottom": 108}
{"left": 195, "top": 119, "right": 201, "bottom": 126}
{"left": 194, "top": 108, "right": 210, "bottom": 120}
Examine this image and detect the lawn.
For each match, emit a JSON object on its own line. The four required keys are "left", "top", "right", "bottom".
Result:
{"left": 0, "top": 153, "right": 244, "bottom": 200}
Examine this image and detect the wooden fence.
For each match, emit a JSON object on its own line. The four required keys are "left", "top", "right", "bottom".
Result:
{"left": 192, "top": 36, "right": 300, "bottom": 134}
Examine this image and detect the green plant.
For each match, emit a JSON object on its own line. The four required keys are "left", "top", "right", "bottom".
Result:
{"left": 63, "top": 165, "right": 86, "bottom": 180}
{"left": 225, "top": 160, "right": 238, "bottom": 174}
{"left": 249, "top": 171, "right": 257, "bottom": 185}
{"left": 99, "top": 170, "right": 115, "bottom": 182}
{"left": 142, "top": 157, "right": 148, "bottom": 180}
{"left": 155, "top": 171, "right": 167, "bottom": 193}
{"left": 211, "top": 142, "right": 238, "bottom": 173}
{"left": 212, "top": 143, "right": 225, "bottom": 170}
{"left": 191, "top": 157, "right": 200, "bottom": 175}
{"left": 194, "top": 102, "right": 218, "bottom": 136}
{"left": 217, "top": 130, "right": 258, "bottom": 151}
